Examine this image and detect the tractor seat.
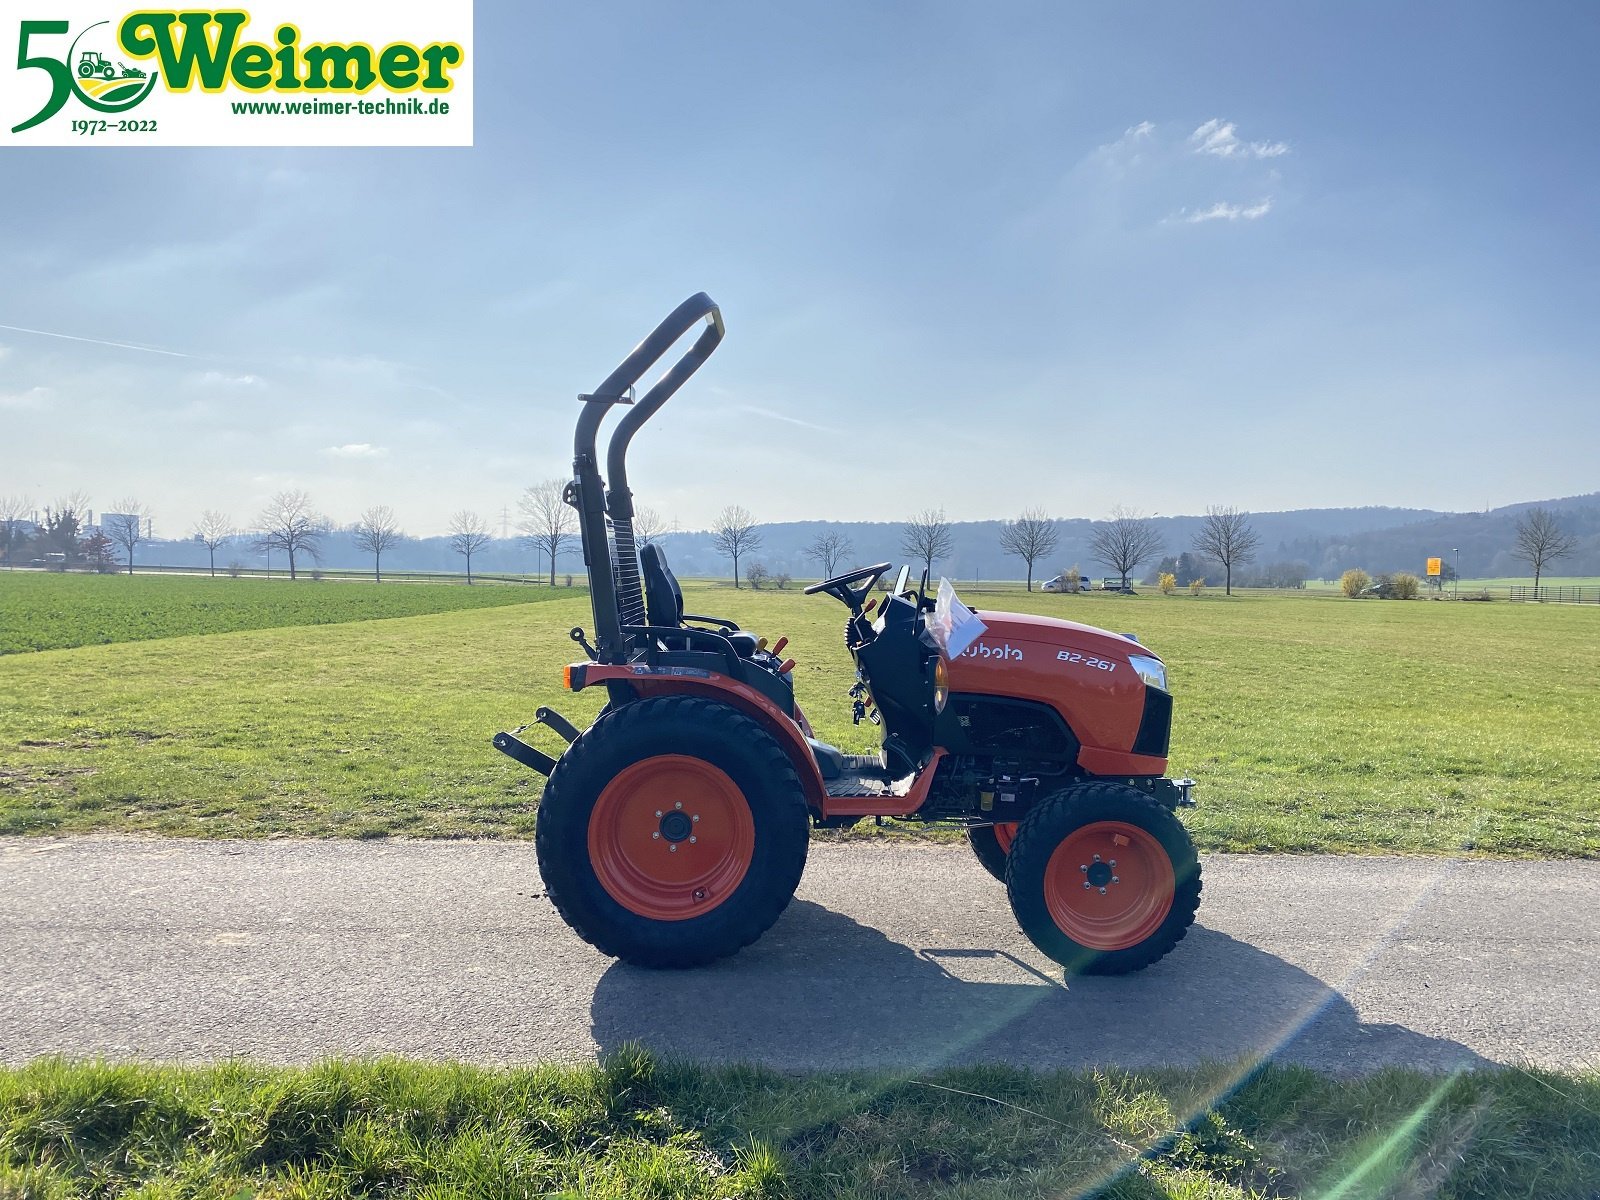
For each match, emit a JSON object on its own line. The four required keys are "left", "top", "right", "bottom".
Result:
{"left": 639, "top": 543, "right": 759, "bottom": 657}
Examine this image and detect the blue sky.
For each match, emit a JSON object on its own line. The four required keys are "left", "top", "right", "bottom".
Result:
{"left": 2, "top": 1, "right": 1596, "bottom": 537}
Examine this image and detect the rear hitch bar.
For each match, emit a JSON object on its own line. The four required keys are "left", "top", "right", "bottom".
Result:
{"left": 492, "top": 730, "right": 556, "bottom": 776}
{"left": 535, "top": 707, "right": 581, "bottom": 744}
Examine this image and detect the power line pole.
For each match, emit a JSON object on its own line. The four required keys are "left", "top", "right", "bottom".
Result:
{"left": 499, "top": 506, "right": 511, "bottom": 539}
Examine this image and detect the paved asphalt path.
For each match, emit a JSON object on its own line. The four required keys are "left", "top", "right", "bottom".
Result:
{"left": 3, "top": 838, "right": 1595, "bottom": 1073}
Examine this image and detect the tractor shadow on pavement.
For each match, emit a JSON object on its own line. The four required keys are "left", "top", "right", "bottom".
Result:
{"left": 589, "top": 900, "right": 1485, "bottom": 1075}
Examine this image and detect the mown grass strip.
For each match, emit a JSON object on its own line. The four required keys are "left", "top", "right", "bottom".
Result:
{"left": 0, "top": 573, "right": 581, "bottom": 655}
{"left": 2, "top": 580, "right": 1597, "bottom": 855}
{"left": 1, "top": 1050, "right": 1596, "bottom": 1199}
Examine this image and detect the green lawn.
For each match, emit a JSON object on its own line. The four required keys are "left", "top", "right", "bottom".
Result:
{"left": 0, "top": 572, "right": 576, "bottom": 655}
{"left": 1, "top": 577, "right": 1597, "bottom": 854}
{"left": 1460, "top": 576, "right": 1600, "bottom": 589}
{"left": 3, "top": 1051, "right": 1595, "bottom": 1199}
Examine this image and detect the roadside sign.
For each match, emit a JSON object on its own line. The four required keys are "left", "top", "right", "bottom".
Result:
{"left": 1426, "top": 557, "right": 1442, "bottom": 577}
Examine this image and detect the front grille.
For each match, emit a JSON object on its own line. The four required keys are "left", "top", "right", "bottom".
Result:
{"left": 1133, "top": 687, "right": 1172, "bottom": 757}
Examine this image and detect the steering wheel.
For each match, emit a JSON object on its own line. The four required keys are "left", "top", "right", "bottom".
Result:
{"left": 804, "top": 562, "right": 893, "bottom": 611}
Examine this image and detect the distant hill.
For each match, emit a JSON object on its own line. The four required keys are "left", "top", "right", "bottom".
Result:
{"left": 135, "top": 493, "right": 1600, "bottom": 582}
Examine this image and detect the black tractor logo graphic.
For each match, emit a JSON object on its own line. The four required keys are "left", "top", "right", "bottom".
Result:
{"left": 77, "top": 50, "right": 146, "bottom": 82}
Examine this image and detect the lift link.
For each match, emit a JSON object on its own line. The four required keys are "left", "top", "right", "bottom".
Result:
{"left": 535, "top": 707, "right": 582, "bottom": 744}
{"left": 492, "top": 729, "right": 555, "bottom": 776}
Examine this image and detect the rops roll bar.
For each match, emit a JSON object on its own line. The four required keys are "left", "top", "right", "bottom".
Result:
{"left": 572, "top": 293, "right": 724, "bottom": 661}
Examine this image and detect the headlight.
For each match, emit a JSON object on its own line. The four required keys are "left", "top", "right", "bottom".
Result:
{"left": 1128, "top": 654, "right": 1167, "bottom": 692}
{"left": 933, "top": 656, "right": 949, "bottom": 713}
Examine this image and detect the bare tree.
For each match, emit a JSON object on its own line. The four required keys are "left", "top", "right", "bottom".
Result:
{"left": 1193, "top": 505, "right": 1261, "bottom": 596}
{"left": 1090, "top": 506, "right": 1163, "bottom": 591}
{"left": 54, "top": 491, "right": 91, "bottom": 520}
{"left": 352, "top": 505, "right": 404, "bottom": 582}
{"left": 450, "top": 510, "right": 492, "bottom": 584}
{"left": 517, "top": 480, "right": 576, "bottom": 586}
{"left": 192, "top": 511, "right": 233, "bottom": 578}
{"left": 253, "top": 489, "right": 325, "bottom": 580}
{"left": 633, "top": 504, "right": 672, "bottom": 545}
{"left": 102, "top": 499, "right": 149, "bottom": 575}
{"left": 712, "top": 505, "right": 762, "bottom": 588}
{"left": 901, "top": 508, "right": 955, "bottom": 580}
{"left": 803, "top": 529, "right": 855, "bottom": 579}
{"left": 998, "top": 507, "right": 1060, "bottom": 591}
{"left": 0, "top": 494, "right": 31, "bottom": 568}
{"left": 1513, "top": 507, "right": 1579, "bottom": 589}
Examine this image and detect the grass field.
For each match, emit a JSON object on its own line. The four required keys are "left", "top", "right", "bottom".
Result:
{"left": 3, "top": 1051, "right": 1596, "bottom": 1199}
{"left": 0, "top": 573, "right": 575, "bottom": 655}
{"left": 1, "top": 576, "right": 1597, "bottom": 855}
{"left": 1461, "top": 576, "right": 1600, "bottom": 589}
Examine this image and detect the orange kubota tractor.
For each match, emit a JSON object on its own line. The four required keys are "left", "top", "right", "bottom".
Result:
{"left": 495, "top": 294, "right": 1201, "bottom": 973}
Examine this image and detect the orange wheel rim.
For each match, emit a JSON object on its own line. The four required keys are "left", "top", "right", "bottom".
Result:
{"left": 588, "top": 755, "right": 755, "bottom": 922}
{"left": 993, "top": 823, "right": 1016, "bottom": 854}
{"left": 1043, "top": 821, "right": 1174, "bottom": 951}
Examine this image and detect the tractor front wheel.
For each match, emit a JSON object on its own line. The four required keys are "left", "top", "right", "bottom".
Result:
{"left": 1005, "top": 782, "right": 1201, "bottom": 975}
{"left": 965, "top": 822, "right": 1015, "bottom": 882}
{"left": 536, "top": 696, "right": 810, "bottom": 968}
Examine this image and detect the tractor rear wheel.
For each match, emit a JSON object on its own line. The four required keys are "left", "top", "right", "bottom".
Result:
{"left": 536, "top": 695, "right": 809, "bottom": 968}
{"left": 1005, "top": 782, "right": 1201, "bottom": 975}
{"left": 966, "top": 822, "right": 1015, "bottom": 882}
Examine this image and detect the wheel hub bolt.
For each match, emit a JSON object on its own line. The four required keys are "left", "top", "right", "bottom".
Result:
{"left": 689, "top": 836, "right": 697, "bottom": 844}
{"left": 669, "top": 844, "right": 678, "bottom": 853}
{"left": 1098, "top": 887, "right": 1107, "bottom": 894}
{"left": 658, "top": 810, "right": 694, "bottom": 844}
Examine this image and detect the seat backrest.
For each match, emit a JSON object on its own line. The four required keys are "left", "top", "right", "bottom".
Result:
{"left": 638, "top": 542, "right": 684, "bottom": 628}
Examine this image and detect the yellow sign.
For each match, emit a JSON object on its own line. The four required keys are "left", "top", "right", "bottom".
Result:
{"left": 1426, "top": 557, "right": 1442, "bottom": 577}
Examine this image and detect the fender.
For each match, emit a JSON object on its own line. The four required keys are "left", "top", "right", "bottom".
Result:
{"left": 570, "top": 662, "right": 831, "bottom": 813}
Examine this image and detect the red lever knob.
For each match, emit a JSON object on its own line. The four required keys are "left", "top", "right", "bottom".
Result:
{"left": 772, "top": 636, "right": 789, "bottom": 655}
{"left": 779, "top": 658, "right": 796, "bottom": 674}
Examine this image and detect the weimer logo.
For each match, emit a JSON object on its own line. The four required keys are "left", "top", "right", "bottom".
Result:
{"left": 10, "top": 19, "right": 160, "bottom": 131}
{"left": 3, "top": 3, "right": 473, "bottom": 147}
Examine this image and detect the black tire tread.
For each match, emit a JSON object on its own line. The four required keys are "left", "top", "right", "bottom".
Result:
{"left": 966, "top": 824, "right": 1011, "bottom": 883}
{"left": 1005, "top": 781, "right": 1202, "bottom": 975}
{"left": 535, "top": 695, "right": 809, "bottom": 968}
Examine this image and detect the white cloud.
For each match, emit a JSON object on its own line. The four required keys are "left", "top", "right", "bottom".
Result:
{"left": 1177, "top": 198, "right": 1274, "bottom": 224}
{"left": 196, "top": 369, "right": 265, "bottom": 387}
{"left": 0, "top": 386, "right": 51, "bottom": 410}
{"left": 1127, "top": 120, "right": 1155, "bottom": 140}
{"left": 322, "top": 442, "right": 388, "bottom": 458}
{"left": 730, "top": 404, "right": 840, "bottom": 436}
{"left": 1189, "top": 119, "right": 1288, "bottom": 160}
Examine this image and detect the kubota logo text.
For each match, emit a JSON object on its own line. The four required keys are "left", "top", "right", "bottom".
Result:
{"left": 960, "top": 642, "right": 1024, "bottom": 662}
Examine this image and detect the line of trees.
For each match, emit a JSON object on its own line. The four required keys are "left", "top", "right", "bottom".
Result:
{"left": 0, "top": 487, "right": 1584, "bottom": 595}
